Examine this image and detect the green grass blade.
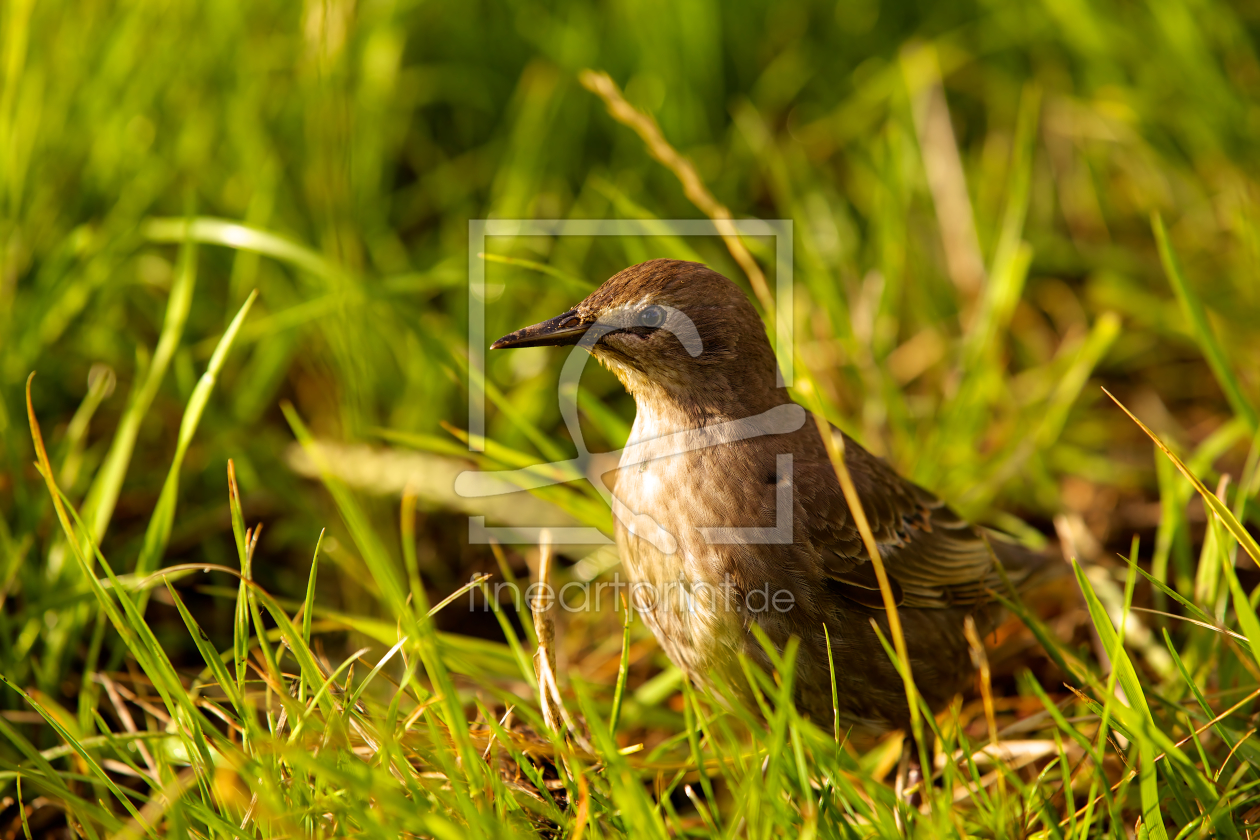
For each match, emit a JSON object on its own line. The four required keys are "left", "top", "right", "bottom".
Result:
{"left": 0, "top": 673, "right": 156, "bottom": 837}
{"left": 1107, "top": 389, "right": 1260, "bottom": 567}
{"left": 1153, "top": 212, "right": 1259, "bottom": 433}
{"left": 135, "top": 289, "right": 258, "bottom": 579}
{"left": 608, "top": 602, "right": 632, "bottom": 736}
{"left": 1073, "top": 558, "right": 1237, "bottom": 838}
{"left": 281, "top": 402, "right": 486, "bottom": 794}
{"left": 227, "top": 461, "right": 251, "bottom": 698}
{"left": 142, "top": 216, "right": 344, "bottom": 284}
{"left": 77, "top": 235, "right": 197, "bottom": 557}
{"left": 163, "top": 578, "right": 244, "bottom": 714}
{"left": 302, "top": 529, "right": 324, "bottom": 649}
{"left": 27, "top": 379, "right": 218, "bottom": 781}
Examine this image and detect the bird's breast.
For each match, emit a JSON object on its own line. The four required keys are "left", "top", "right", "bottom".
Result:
{"left": 609, "top": 425, "right": 799, "bottom": 676}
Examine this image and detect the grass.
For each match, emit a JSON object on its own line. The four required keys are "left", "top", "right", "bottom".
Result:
{"left": 2, "top": 0, "right": 1260, "bottom": 836}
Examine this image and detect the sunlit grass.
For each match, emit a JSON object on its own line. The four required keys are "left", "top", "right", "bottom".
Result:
{"left": 2, "top": 0, "right": 1260, "bottom": 836}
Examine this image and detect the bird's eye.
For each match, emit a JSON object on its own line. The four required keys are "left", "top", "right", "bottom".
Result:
{"left": 638, "top": 305, "right": 665, "bottom": 329}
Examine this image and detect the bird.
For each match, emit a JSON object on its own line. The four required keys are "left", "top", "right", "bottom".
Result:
{"left": 491, "top": 258, "right": 1054, "bottom": 789}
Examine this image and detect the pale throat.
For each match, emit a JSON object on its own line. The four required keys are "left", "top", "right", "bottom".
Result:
{"left": 598, "top": 355, "right": 722, "bottom": 435}
{"left": 593, "top": 340, "right": 789, "bottom": 443}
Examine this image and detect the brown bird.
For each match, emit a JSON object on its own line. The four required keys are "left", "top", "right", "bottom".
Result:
{"left": 492, "top": 259, "right": 1053, "bottom": 783}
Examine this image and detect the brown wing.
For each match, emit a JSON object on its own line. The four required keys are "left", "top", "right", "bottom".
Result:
{"left": 809, "top": 427, "right": 1042, "bottom": 610}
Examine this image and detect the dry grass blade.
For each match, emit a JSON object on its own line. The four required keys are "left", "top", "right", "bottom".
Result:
{"left": 428, "top": 573, "right": 493, "bottom": 618}
{"left": 482, "top": 705, "right": 515, "bottom": 761}
{"left": 579, "top": 70, "right": 773, "bottom": 313}
{"left": 1128, "top": 607, "right": 1250, "bottom": 644}
{"left": 1104, "top": 388, "right": 1260, "bottom": 566}
{"left": 810, "top": 407, "right": 929, "bottom": 814}
{"left": 533, "top": 530, "right": 562, "bottom": 734}
{"left": 1213, "top": 729, "right": 1254, "bottom": 783}
{"left": 1058, "top": 684, "right": 1260, "bottom": 828}
{"left": 901, "top": 44, "right": 985, "bottom": 302}
{"left": 96, "top": 673, "right": 159, "bottom": 780}
{"left": 530, "top": 530, "right": 593, "bottom": 755}
{"left": 963, "top": 616, "right": 1004, "bottom": 800}
{"left": 571, "top": 762, "right": 591, "bottom": 840}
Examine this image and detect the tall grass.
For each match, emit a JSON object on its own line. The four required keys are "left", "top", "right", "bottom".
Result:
{"left": 2, "top": 0, "right": 1259, "bottom": 836}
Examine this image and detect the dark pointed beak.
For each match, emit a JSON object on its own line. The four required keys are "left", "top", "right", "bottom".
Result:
{"left": 491, "top": 310, "right": 589, "bottom": 350}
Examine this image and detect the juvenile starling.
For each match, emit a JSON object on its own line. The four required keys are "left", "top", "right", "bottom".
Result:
{"left": 492, "top": 259, "right": 1052, "bottom": 750}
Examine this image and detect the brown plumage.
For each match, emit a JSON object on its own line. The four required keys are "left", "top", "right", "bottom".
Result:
{"left": 492, "top": 259, "right": 1053, "bottom": 741}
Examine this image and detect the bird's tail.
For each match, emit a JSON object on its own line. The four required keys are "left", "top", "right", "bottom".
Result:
{"left": 987, "top": 531, "right": 1067, "bottom": 594}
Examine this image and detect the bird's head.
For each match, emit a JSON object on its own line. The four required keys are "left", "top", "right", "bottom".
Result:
{"left": 491, "top": 259, "right": 782, "bottom": 413}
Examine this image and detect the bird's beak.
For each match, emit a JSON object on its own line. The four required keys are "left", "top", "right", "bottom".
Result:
{"left": 490, "top": 309, "right": 590, "bottom": 350}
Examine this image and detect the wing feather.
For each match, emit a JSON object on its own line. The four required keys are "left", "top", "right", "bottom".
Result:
{"left": 810, "top": 426, "right": 1044, "bottom": 610}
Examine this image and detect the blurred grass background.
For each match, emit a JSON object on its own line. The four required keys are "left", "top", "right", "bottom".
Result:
{"left": 3, "top": 0, "right": 1260, "bottom": 835}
